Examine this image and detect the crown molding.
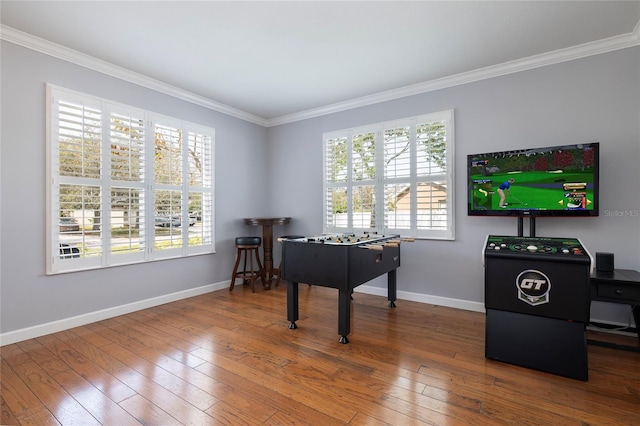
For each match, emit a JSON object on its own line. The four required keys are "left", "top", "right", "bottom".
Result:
{"left": 266, "top": 23, "right": 640, "bottom": 127}
{"left": 0, "top": 25, "right": 269, "bottom": 127}
{"left": 2, "top": 22, "right": 638, "bottom": 129}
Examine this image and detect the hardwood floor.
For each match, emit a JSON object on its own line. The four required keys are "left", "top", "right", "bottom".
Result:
{"left": 2, "top": 283, "right": 639, "bottom": 425}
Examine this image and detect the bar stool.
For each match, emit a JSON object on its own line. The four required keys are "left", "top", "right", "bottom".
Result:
{"left": 274, "top": 235, "right": 306, "bottom": 287}
{"left": 230, "top": 236, "right": 265, "bottom": 293}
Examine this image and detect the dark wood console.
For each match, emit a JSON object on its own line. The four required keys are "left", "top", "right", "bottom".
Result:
{"left": 589, "top": 269, "right": 640, "bottom": 351}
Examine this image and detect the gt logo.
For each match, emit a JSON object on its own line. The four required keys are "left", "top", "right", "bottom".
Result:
{"left": 519, "top": 278, "right": 546, "bottom": 290}
{"left": 516, "top": 270, "right": 551, "bottom": 306}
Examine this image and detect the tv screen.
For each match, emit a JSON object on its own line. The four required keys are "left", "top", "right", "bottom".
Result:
{"left": 467, "top": 143, "right": 599, "bottom": 217}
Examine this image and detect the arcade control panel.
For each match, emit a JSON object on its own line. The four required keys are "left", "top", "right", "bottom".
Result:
{"left": 484, "top": 235, "right": 593, "bottom": 266}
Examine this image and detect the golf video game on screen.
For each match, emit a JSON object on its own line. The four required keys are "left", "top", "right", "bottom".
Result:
{"left": 469, "top": 146, "right": 596, "bottom": 212}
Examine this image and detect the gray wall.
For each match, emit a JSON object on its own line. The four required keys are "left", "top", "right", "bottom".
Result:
{"left": 268, "top": 46, "right": 640, "bottom": 323}
{"left": 1, "top": 40, "right": 639, "bottom": 341}
{"left": 0, "top": 41, "right": 273, "bottom": 336}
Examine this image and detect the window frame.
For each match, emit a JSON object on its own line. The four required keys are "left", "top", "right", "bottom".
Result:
{"left": 46, "top": 84, "right": 215, "bottom": 274}
{"left": 323, "top": 110, "right": 454, "bottom": 240}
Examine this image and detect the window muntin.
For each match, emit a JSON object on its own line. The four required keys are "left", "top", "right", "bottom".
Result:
{"left": 323, "top": 110, "right": 454, "bottom": 240}
{"left": 47, "top": 85, "right": 215, "bottom": 274}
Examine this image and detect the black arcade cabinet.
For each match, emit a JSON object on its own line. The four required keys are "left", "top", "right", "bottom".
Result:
{"left": 483, "top": 235, "right": 592, "bottom": 381}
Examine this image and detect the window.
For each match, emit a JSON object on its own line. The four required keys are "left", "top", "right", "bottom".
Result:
{"left": 323, "top": 110, "right": 454, "bottom": 240}
{"left": 47, "top": 85, "right": 215, "bottom": 274}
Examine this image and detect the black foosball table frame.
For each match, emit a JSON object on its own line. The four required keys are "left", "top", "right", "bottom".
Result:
{"left": 281, "top": 234, "right": 404, "bottom": 343}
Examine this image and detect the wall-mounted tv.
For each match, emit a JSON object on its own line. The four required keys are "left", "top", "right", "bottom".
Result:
{"left": 467, "top": 142, "right": 599, "bottom": 217}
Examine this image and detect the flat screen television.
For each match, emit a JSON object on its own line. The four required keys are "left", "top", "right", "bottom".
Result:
{"left": 467, "top": 142, "right": 599, "bottom": 217}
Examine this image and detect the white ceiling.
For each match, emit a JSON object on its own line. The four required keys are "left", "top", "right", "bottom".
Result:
{"left": 2, "top": 1, "right": 639, "bottom": 126}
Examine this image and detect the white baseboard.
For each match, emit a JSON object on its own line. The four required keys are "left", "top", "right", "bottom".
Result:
{"left": 5, "top": 282, "right": 629, "bottom": 347}
{"left": 0, "top": 281, "right": 229, "bottom": 346}
{"left": 587, "top": 319, "right": 637, "bottom": 337}
{"left": 355, "top": 286, "right": 638, "bottom": 331}
{"left": 355, "top": 285, "right": 486, "bottom": 313}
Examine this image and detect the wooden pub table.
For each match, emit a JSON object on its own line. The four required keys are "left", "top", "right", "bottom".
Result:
{"left": 244, "top": 217, "right": 291, "bottom": 288}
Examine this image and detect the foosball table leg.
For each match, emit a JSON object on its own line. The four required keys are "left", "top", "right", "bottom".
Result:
{"left": 338, "top": 289, "right": 352, "bottom": 344}
{"left": 287, "top": 281, "right": 299, "bottom": 330}
{"left": 388, "top": 269, "right": 397, "bottom": 308}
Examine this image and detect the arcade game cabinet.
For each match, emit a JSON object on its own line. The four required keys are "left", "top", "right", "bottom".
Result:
{"left": 483, "top": 235, "right": 592, "bottom": 380}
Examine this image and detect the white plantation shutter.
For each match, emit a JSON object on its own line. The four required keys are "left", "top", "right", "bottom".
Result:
{"left": 415, "top": 117, "right": 450, "bottom": 236}
{"left": 154, "top": 189, "right": 183, "bottom": 251}
{"left": 110, "top": 112, "right": 145, "bottom": 182}
{"left": 110, "top": 187, "right": 144, "bottom": 256}
{"left": 58, "top": 184, "right": 103, "bottom": 262}
{"left": 58, "top": 102, "right": 102, "bottom": 178}
{"left": 351, "top": 131, "right": 376, "bottom": 231}
{"left": 47, "top": 85, "right": 215, "bottom": 274}
{"left": 153, "top": 122, "right": 183, "bottom": 254}
{"left": 323, "top": 110, "right": 454, "bottom": 239}
{"left": 383, "top": 125, "right": 412, "bottom": 231}
{"left": 109, "top": 109, "right": 146, "bottom": 261}
{"left": 187, "top": 130, "right": 214, "bottom": 248}
{"left": 53, "top": 95, "right": 104, "bottom": 270}
{"left": 154, "top": 123, "right": 183, "bottom": 185}
{"left": 324, "top": 135, "right": 349, "bottom": 229}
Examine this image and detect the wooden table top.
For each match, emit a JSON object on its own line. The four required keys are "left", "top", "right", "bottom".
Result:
{"left": 591, "top": 269, "right": 640, "bottom": 284}
{"left": 244, "top": 217, "right": 291, "bottom": 226}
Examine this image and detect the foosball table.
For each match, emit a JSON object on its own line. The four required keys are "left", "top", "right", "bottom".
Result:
{"left": 281, "top": 233, "right": 410, "bottom": 343}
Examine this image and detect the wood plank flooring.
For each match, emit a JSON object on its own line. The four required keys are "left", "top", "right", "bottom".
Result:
{"left": 2, "top": 283, "right": 639, "bottom": 425}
